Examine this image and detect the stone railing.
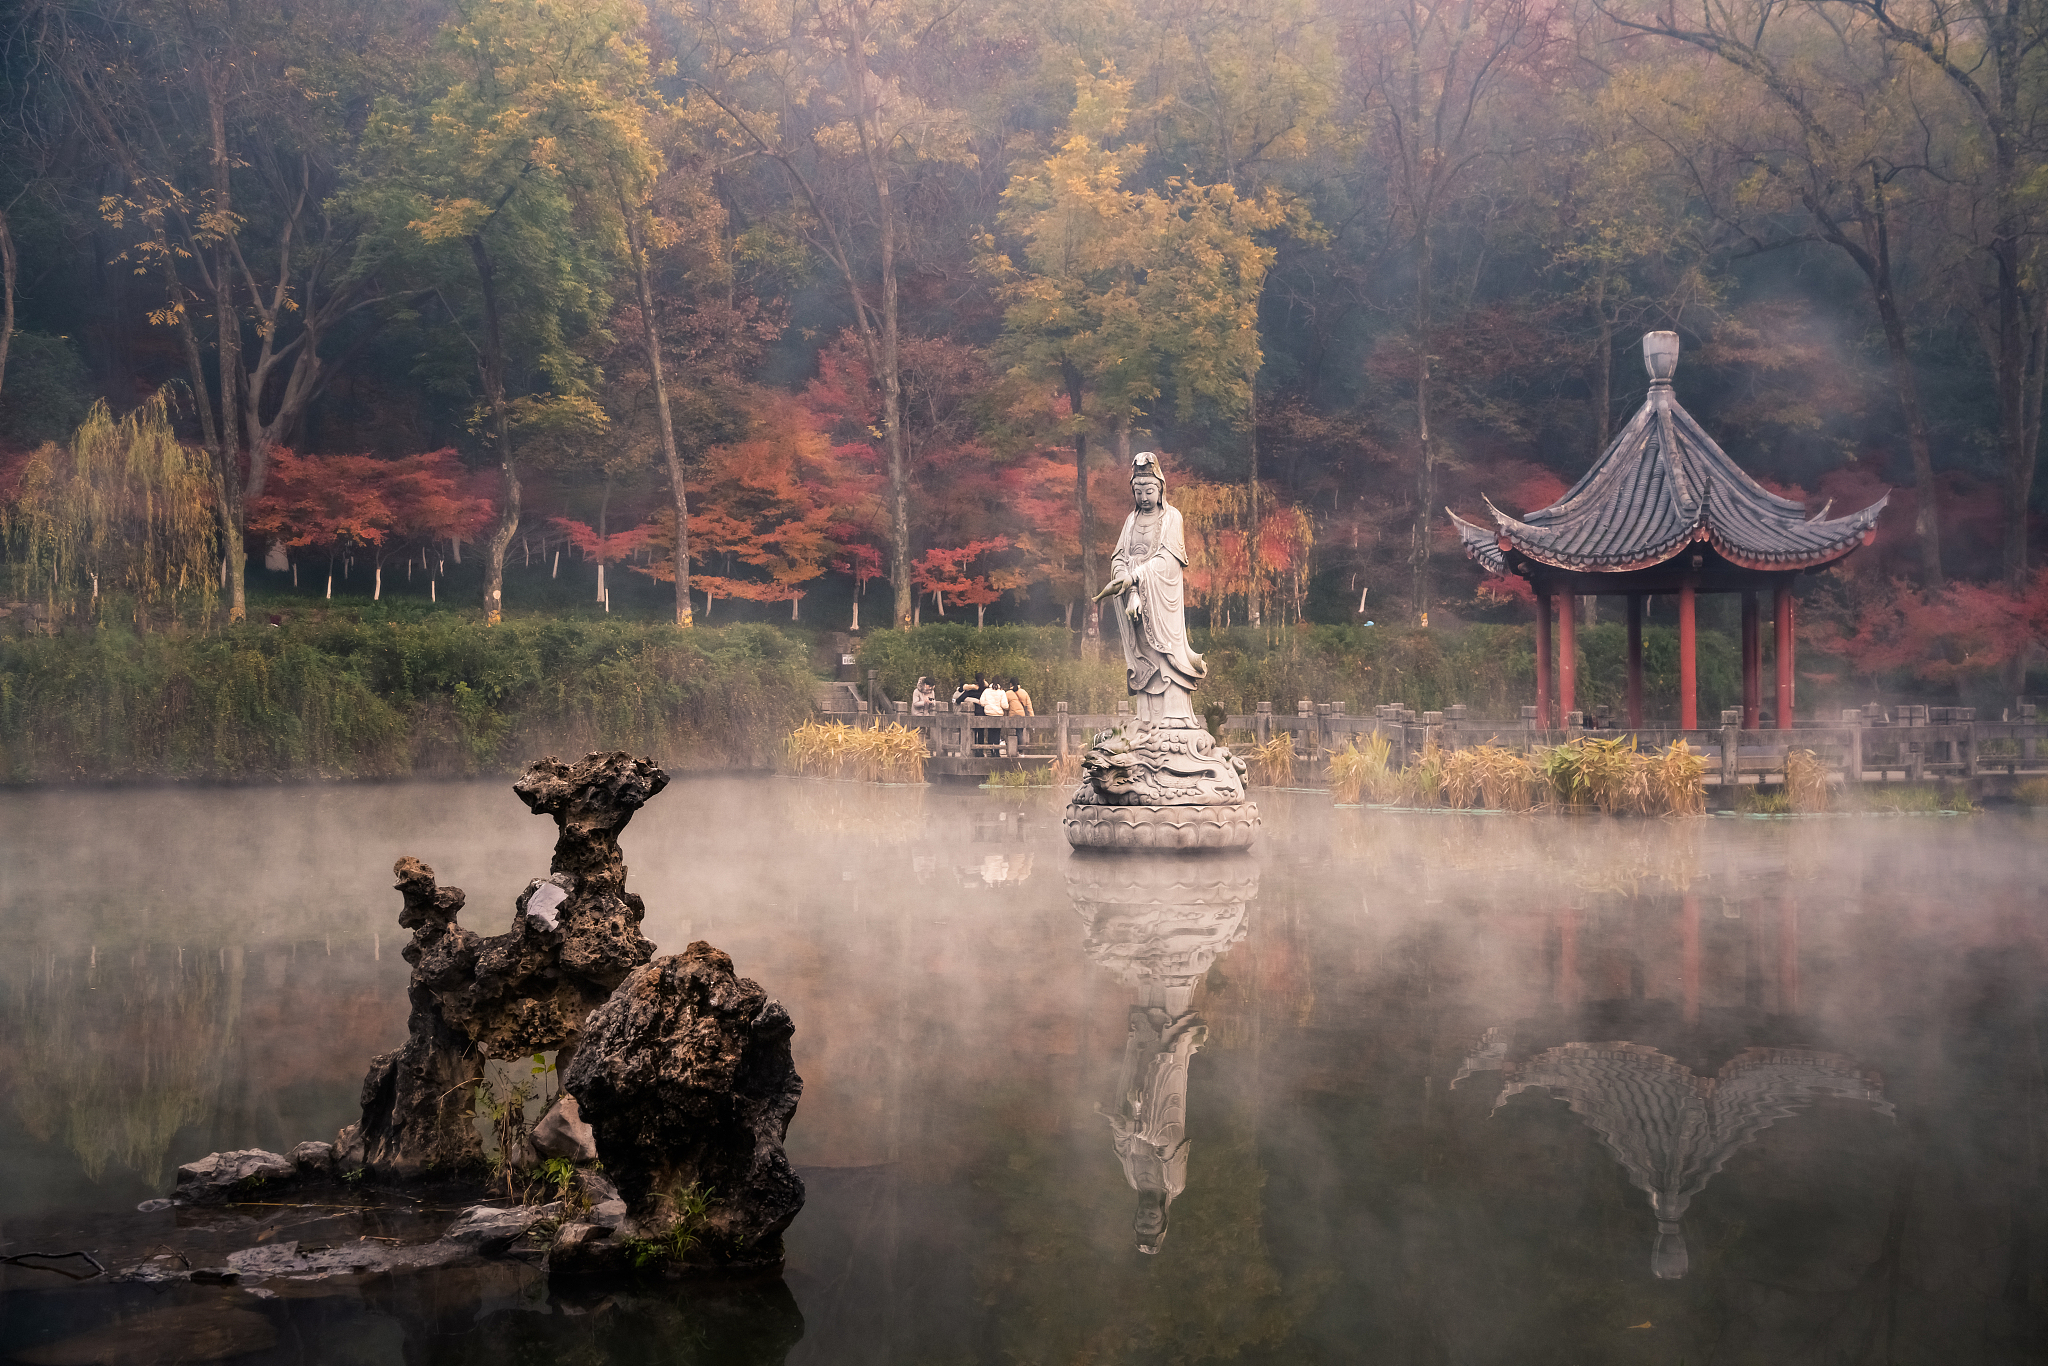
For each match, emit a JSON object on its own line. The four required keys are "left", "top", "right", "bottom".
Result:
{"left": 819, "top": 682, "right": 2046, "bottom": 788}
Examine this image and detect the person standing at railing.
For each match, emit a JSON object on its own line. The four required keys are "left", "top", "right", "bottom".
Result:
{"left": 1005, "top": 678, "right": 1034, "bottom": 756}
{"left": 912, "top": 676, "right": 937, "bottom": 715}
{"left": 980, "top": 679, "right": 1009, "bottom": 755}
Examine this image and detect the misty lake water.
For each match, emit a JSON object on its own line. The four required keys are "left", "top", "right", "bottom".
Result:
{"left": 0, "top": 778, "right": 2043, "bottom": 1364}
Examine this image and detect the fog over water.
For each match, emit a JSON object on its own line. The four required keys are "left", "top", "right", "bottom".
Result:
{"left": 0, "top": 778, "right": 2043, "bottom": 1364}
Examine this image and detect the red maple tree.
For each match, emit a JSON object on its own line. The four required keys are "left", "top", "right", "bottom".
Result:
{"left": 248, "top": 449, "right": 493, "bottom": 599}
{"left": 912, "top": 538, "right": 1018, "bottom": 628}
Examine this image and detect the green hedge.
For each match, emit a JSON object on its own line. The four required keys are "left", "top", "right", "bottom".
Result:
{"left": 861, "top": 621, "right": 1739, "bottom": 720}
{"left": 0, "top": 618, "right": 810, "bottom": 783}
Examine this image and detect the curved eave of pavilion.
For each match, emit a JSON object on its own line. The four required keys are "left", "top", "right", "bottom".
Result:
{"left": 1447, "top": 507, "right": 1508, "bottom": 574}
{"left": 1475, "top": 490, "right": 1889, "bottom": 577}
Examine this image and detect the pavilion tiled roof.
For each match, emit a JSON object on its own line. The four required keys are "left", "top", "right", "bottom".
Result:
{"left": 1450, "top": 334, "right": 1887, "bottom": 578}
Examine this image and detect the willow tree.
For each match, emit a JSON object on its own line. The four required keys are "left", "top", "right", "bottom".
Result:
{"left": 345, "top": 0, "right": 657, "bottom": 624}
{"left": 987, "top": 64, "right": 1294, "bottom": 639}
{"left": 3, "top": 394, "right": 217, "bottom": 628}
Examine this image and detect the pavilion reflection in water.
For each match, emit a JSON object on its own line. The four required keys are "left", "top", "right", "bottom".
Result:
{"left": 1456, "top": 893, "right": 1893, "bottom": 1279}
{"left": 1066, "top": 855, "right": 1257, "bottom": 1253}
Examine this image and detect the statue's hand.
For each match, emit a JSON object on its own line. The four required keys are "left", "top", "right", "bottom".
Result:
{"left": 1125, "top": 599, "right": 1143, "bottom": 623}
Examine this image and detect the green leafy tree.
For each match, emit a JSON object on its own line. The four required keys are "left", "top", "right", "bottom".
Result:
{"left": 345, "top": 0, "right": 658, "bottom": 624}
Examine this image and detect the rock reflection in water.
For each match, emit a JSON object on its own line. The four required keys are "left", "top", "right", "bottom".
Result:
{"left": 1067, "top": 854, "right": 1256, "bottom": 1252}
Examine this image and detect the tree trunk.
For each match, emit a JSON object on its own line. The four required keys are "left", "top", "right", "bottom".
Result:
{"left": 1247, "top": 386, "right": 1262, "bottom": 628}
{"left": 1410, "top": 226, "right": 1435, "bottom": 622}
{"left": 623, "top": 208, "right": 692, "bottom": 626}
{"left": 596, "top": 472, "right": 611, "bottom": 602}
{"left": 1064, "top": 362, "right": 1100, "bottom": 660}
{"left": 1860, "top": 169, "right": 1943, "bottom": 587}
{"left": 839, "top": 32, "right": 913, "bottom": 630}
{"left": 0, "top": 209, "right": 14, "bottom": 400}
{"left": 1593, "top": 287, "right": 1612, "bottom": 452}
{"left": 207, "top": 75, "right": 247, "bottom": 625}
{"left": 470, "top": 234, "right": 518, "bottom": 626}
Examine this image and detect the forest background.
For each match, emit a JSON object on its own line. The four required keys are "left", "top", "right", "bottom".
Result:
{"left": 1, "top": 0, "right": 2047, "bottom": 780}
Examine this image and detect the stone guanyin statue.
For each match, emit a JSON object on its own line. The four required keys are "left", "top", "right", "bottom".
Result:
{"left": 1063, "top": 452, "right": 1260, "bottom": 850}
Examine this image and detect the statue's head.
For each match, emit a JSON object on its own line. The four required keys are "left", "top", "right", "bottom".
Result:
{"left": 1131, "top": 450, "right": 1164, "bottom": 509}
{"left": 1133, "top": 1188, "right": 1169, "bottom": 1253}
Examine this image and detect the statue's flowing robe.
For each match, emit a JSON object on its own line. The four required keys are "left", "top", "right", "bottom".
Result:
{"left": 1104, "top": 1005, "right": 1205, "bottom": 1248}
{"left": 1112, "top": 503, "right": 1206, "bottom": 717}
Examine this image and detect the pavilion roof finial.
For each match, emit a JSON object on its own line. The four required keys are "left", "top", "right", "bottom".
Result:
{"left": 1444, "top": 322, "right": 1887, "bottom": 581}
{"left": 1643, "top": 330, "right": 1680, "bottom": 386}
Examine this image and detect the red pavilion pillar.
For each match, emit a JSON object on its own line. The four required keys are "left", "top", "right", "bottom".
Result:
{"left": 1678, "top": 578, "right": 1698, "bottom": 730}
{"left": 1774, "top": 585, "right": 1795, "bottom": 729}
{"left": 1558, "top": 907, "right": 1581, "bottom": 1007}
{"left": 1626, "top": 594, "right": 1645, "bottom": 729}
{"left": 1741, "top": 591, "right": 1761, "bottom": 730}
{"left": 1535, "top": 588, "right": 1553, "bottom": 727}
{"left": 1681, "top": 893, "right": 1701, "bottom": 1025}
{"left": 1558, "top": 588, "right": 1578, "bottom": 723}
{"left": 1777, "top": 897, "right": 1801, "bottom": 1015}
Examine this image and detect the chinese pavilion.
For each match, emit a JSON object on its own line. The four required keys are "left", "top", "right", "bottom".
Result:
{"left": 1448, "top": 332, "right": 1889, "bottom": 730}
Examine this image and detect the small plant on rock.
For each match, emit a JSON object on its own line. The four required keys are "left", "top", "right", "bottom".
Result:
{"left": 627, "top": 1181, "right": 716, "bottom": 1269}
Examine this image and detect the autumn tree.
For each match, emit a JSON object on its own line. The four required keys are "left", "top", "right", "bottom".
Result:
{"left": 1175, "top": 475, "right": 1314, "bottom": 627}
{"left": 346, "top": 0, "right": 657, "bottom": 624}
{"left": 987, "top": 64, "right": 1293, "bottom": 636}
{"left": 249, "top": 448, "right": 494, "bottom": 600}
{"left": 1594, "top": 0, "right": 1967, "bottom": 586}
{"left": 913, "top": 538, "right": 1017, "bottom": 627}
{"left": 1813, "top": 0, "right": 2048, "bottom": 592}
{"left": 634, "top": 389, "right": 879, "bottom": 618}
{"left": 672, "top": 0, "right": 981, "bottom": 630}
{"left": 26, "top": 0, "right": 419, "bottom": 622}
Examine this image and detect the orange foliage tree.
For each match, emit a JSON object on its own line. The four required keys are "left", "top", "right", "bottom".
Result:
{"left": 801, "top": 335, "right": 1091, "bottom": 625}
{"left": 630, "top": 389, "right": 881, "bottom": 620}
{"left": 248, "top": 449, "right": 494, "bottom": 599}
{"left": 912, "top": 538, "right": 1020, "bottom": 628}
{"left": 1174, "top": 476, "right": 1315, "bottom": 627}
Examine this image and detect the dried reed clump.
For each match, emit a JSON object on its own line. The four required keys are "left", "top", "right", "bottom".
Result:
{"left": 1784, "top": 747, "right": 1831, "bottom": 812}
{"left": 1466, "top": 749, "right": 1540, "bottom": 810}
{"left": 1657, "top": 739, "right": 1708, "bottom": 816}
{"left": 1403, "top": 739, "right": 1445, "bottom": 807}
{"left": 1537, "top": 736, "right": 1704, "bottom": 816}
{"left": 1440, "top": 746, "right": 1483, "bottom": 809}
{"left": 1246, "top": 732, "right": 1298, "bottom": 787}
{"left": 1326, "top": 732, "right": 1392, "bottom": 802}
{"left": 785, "top": 719, "right": 928, "bottom": 783}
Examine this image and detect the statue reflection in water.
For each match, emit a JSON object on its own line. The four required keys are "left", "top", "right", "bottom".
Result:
{"left": 1067, "top": 855, "right": 1257, "bottom": 1252}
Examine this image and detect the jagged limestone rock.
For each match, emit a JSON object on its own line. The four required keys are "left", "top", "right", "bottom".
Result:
{"left": 336, "top": 856, "right": 487, "bottom": 1178}
{"left": 339, "top": 753, "right": 668, "bottom": 1176}
{"left": 188, "top": 752, "right": 811, "bottom": 1278}
{"left": 564, "top": 942, "right": 805, "bottom": 1270}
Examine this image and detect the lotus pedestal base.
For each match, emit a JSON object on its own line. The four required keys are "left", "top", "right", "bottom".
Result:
{"left": 1062, "top": 801, "right": 1260, "bottom": 851}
